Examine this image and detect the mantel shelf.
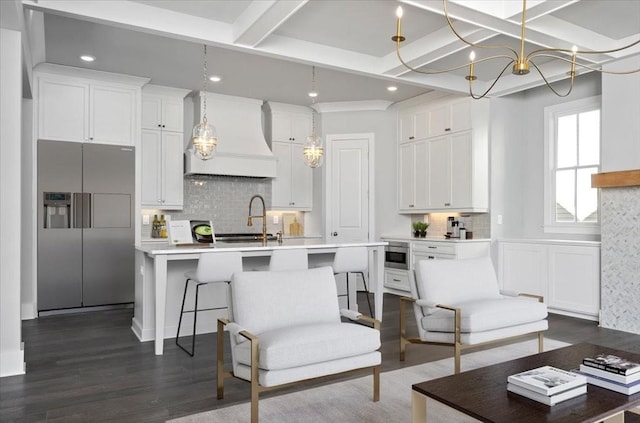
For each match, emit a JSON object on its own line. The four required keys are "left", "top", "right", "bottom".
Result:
{"left": 591, "top": 169, "right": 640, "bottom": 188}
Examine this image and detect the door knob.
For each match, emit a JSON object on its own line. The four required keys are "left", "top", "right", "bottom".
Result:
{"left": 332, "top": 232, "right": 338, "bottom": 236}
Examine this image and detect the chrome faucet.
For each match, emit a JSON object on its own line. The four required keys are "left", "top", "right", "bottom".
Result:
{"left": 247, "top": 194, "right": 267, "bottom": 245}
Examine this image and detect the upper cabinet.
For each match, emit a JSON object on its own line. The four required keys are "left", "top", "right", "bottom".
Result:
{"left": 398, "top": 108, "right": 428, "bottom": 144}
{"left": 397, "top": 96, "right": 489, "bottom": 213}
{"left": 427, "top": 99, "right": 471, "bottom": 137}
{"left": 141, "top": 92, "right": 184, "bottom": 132}
{"left": 140, "top": 85, "right": 190, "bottom": 210}
{"left": 35, "top": 64, "right": 148, "bottom": 146}
{"left": 264, "top": 102, "right": 314, "bottom": 211}
{"left": 271, "top": 106, "right": 312, "bottom": 144}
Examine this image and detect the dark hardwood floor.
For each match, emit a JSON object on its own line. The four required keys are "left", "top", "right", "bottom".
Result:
{"left": 2, "top": 293, "right": 639, "bottom": 422}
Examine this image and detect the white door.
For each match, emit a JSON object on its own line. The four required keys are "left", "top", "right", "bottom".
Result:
{"left": 327, "top": 134, "right": 371, "bottom": 243}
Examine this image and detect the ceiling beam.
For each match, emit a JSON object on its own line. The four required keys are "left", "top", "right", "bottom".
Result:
{"left": 233, "top": 0, "right": 307, "bottom": 47}
{"left": 402, "top": 0, "right": 605, "bottom": 64}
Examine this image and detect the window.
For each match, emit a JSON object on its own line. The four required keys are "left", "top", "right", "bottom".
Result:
{"left": 544, "top": 96, "right": 600, "bottom": 234}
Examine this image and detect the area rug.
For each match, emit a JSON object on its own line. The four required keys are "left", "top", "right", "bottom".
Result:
{"left": 168, "top": 338, "right": 569, "bottom": 423}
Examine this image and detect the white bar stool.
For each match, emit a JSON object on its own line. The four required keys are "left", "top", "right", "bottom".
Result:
{"left": 176, "top": 251, "right": 243, "bottom": 356}
{"left": 332, "top": 247, "right": 373, "bottom": 317}
{"left": 269, "top": 249, "right": 309, "bottom": 271}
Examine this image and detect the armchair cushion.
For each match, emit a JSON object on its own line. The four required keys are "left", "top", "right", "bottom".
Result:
{"left": 415, "top": 257, "right": 501, "bottom": 305}
{"left": 421, "top": 296, "right": 548, "bottom": 333}
{"left": 230, "top": 267, "right": 340, "bottom": 343}
{"left": 234, "top": 322, "right": 380, "bottom": 370}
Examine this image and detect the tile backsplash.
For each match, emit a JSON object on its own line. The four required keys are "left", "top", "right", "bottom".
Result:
{"left": 412, "top": 212, "right": 490, "bottom": 239}
{"left": 141, "top": 175, "right": 306, "bottom": 240}
{"left": 142, "top": 175, "right": 272, "bottom": 239}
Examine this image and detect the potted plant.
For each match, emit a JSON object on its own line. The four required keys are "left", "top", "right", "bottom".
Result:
{"left": 412, "top": 221, "right": 429, "bottom": 237}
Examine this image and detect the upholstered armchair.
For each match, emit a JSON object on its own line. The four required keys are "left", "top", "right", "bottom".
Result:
{"left": 400, "top": 256, "right": 548, "bottom": 374}
{"left": 217, "top": 266, "right": 381, "bottom": 423}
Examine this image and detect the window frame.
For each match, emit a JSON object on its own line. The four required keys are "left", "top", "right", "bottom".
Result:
{"left": 543, "top": 96, "right": 601, "bottom": 235}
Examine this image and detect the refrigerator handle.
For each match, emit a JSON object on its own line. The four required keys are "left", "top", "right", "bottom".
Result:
{"left": 83, "top": 193, "right": 92, "bottom": 229}
{"left": 73, "top": 192, "right": 83, "bottom": 228}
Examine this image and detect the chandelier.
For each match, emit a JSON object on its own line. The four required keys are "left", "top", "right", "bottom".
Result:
{"left": 303, "top": 66, "right": 324, "bottom": 168}
{"left": 392, "top": 0, "right": 640, "bottom": 99}
{"left": 189, "top": 44, "right": 218, "bottom": 160}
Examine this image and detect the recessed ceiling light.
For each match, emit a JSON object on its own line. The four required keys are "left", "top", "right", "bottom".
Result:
{"left": 209, "top": 75, "right": 221, "bottom": 82}
{"left": 80, "top": 55, "right": 95, "bottom": 62}
{"left": 387, "top": 86, "right": 398, "bottom": 92}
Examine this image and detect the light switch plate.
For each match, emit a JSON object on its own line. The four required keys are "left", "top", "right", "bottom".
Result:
{"left": 143, "top": 214, "right": 150, "bottom": 225}
{"left": 273, "top": 215, "right": 279, "bottom": 224}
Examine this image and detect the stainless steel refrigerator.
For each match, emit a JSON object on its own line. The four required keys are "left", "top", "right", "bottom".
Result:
{"left": 37, "top": 140, "right": 135, "bottom": 312}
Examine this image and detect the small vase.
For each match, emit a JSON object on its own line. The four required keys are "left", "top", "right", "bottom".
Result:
{"left": 420, "top": 231, "right": 427, "bottom": 238}
{"left": 414, "top": 230, "right": 421, "bottom": 238}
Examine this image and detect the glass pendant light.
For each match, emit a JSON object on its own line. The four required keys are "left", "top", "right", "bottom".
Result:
{"left": 190, "top": 44, "right": 218, "bottom": 160}
{"left": 303, "top": 66, "right": 324, "bottom": 168}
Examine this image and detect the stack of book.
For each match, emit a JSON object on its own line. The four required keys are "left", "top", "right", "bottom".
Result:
{"left": 572, "top": 353, "right": 640, "bottom": 395}
{"left": 507, "top": 365, "right": 587, "bottom": 405}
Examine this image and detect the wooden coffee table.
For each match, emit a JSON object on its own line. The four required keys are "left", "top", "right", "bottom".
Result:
{"left": 412, "top": 343, "right": 640, "bottom": 423}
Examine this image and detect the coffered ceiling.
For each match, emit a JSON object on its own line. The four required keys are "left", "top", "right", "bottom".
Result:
{"left": 21, "top": 0, "right": 640, "bottom": 106}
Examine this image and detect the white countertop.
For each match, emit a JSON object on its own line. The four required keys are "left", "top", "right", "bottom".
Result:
{"left": 136, "top": 238, "right": 387, "bottom": 255}
{"left": 381, "top": 234, "right": 491, "bottom": 243}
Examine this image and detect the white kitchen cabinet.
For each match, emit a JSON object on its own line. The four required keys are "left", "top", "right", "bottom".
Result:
{"left": 411, "top": 239, "right": 490, "bottom": 268}
{"left": 271, "top": 141, "right": 312, "bottom": 210}
{"left": 384, "top": 268, "right": 411, "bottom": 291}
{"left": 140, "top": 85, "right": 190, "bottom": 210}
{"left": 264, "top": 102, "right": 314, "bottom": 211}
{"left": 38, "top": 78, "right": 88, "bottom": 142}
{"left": 90, "top": 84, "right": 137, "bottom": 145}
{"left": 397, "top": 95, "right": 489, "bottom": 213}
{"left": 141, "top": 131, "right": 184, "bottom": 209}
{"left": 398, "top": 140, "right": 428, "bottom": 211}
{"left": 380, "top": 239, "right": 491, "bottom": 294}
{"left": 142, "top": 94, "right": 184, "bottom": 132}
{"left": 498, "top": 240, "right": 601, "bottom": 321}
{"left": 427, "top": 135, "right": 451, "bottom": 208}
{"left": 398, "top": 108, "right": 428, "bottom": 144}
{"left": 271, "top": 108, "right": 312, "bottom": 144}
{"left": 36, "top": 67, "right": 144, "bottom": 146}
{"left": 428, "top": 98, "right": 471, "bottom": 137}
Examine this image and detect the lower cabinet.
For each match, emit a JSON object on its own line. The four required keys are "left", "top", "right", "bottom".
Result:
{"left": 384, "top": 268, "right": 411, "bottom": 291}
{"left": 383, "top": 239, "right": 491, "bottom": 294}
{"left": 498, "top": 240, "right": 600, "bottom": 321}
{"left": 412, "top": 240, "right": 490, "bottom": 268}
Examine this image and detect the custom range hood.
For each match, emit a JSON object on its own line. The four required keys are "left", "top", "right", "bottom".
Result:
{"left": 185, "top": 92, "right": 277, "bottom": 178}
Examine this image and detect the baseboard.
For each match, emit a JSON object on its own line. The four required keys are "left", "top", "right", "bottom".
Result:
{"left": 0, "top": 347, "right": 25, "bottom": 378}
{"left": 549, "top": 308, "right": 599, "bottom": 322}
{"left": 21, "top": 302, "right": 36, "bottom": 320}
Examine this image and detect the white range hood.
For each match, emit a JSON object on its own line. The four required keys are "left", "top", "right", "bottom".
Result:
{"left": 184, "top": 92, "right": 277, "bottom": 178}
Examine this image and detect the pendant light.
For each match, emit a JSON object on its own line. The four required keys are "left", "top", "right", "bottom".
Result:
{"left": 189, "top": 44, "right": 218, "bottom": 160}
{"left": 392, "top": 0, "right": 640, "bottom": 99}
{"left": 303, "top": 66, "right": 324, "bottom": 168}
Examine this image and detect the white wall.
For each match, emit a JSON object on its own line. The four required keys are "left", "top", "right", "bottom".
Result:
{"left": 490, "top": 72, "right": 602, "bottom": 241}
{"left": 1, "top": 27, "right": 26, "bottom": 377}
{"left": 601, "top": 55, "right": 640, "bottom": 172}
{"left": 319, "top": 109, "right": 410, "bottom": 239}
{"left": 21, "top": 99, "right": 36, "bottom": 319}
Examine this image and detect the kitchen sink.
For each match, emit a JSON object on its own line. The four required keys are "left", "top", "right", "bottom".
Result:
{"left": 215, "top": 233, "right": 277, "bottom": 243}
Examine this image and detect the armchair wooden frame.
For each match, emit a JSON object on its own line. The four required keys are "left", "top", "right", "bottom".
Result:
{"left": 399, "top": 293, "right": 545, "bottom": 374}
{"left": 217, "top": 314, "right": 381, "bottom": 423}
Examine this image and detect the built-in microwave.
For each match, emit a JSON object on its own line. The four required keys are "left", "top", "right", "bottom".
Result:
{"left": 384, "top": 241, "right": 409, "bottom": 270}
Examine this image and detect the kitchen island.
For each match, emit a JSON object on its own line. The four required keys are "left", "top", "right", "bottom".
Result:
{"left": 134, "top": 239, "right": 387, "bottom": 355}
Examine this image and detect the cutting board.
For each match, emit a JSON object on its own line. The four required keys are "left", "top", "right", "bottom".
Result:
{"left": 282, "top": 213, "right": 296, "bottom": 236}
{"left": 289, "top": 219, "right": 302, "bottom": 236}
